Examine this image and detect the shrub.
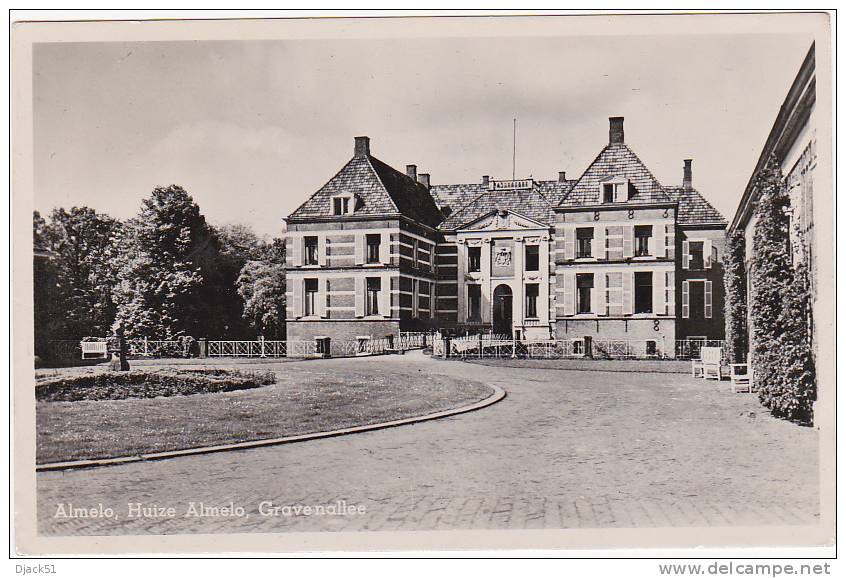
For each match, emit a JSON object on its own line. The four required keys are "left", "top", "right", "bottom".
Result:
{"left": 35, "top": 368, "right": 276, "bottom": 402}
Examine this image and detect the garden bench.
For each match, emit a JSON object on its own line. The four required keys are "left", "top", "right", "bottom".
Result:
{"left": 80, "top": 341, "right": 108, "bottom": 359}
{"left": 730, "top": 363, "right": 753, "bottom": 393}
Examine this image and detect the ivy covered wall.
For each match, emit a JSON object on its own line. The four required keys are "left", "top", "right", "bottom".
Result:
{"left": 749, "top": 155, "right": 816, "bottom": 424}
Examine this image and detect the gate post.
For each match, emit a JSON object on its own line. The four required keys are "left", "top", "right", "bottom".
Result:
{"left": 584, "top": 335, "right": 593, "bottom": 359}
{"left": 198, "top": 338, "right": 208, "bottom": 358}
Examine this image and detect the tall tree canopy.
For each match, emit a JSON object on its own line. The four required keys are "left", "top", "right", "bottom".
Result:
{"left": 236, "top": 237, "right": 286, "bottom": 339}
{"left": 35, "top": 207, "right": 122, "bottom": 338}
{"left": 113, "top": 185, "right": 211, "bottom": 338}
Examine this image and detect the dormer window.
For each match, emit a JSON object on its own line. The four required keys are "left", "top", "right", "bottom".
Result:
{"left": 333, "top": 194, "right": 354, "bottom": 215}
{"left": 601, "top": 178, "right": 630, "bottom": 203}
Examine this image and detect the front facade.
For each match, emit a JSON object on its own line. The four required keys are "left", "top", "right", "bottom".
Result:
{"left": 286, "top": 117, "right": 727, "bottom": 357}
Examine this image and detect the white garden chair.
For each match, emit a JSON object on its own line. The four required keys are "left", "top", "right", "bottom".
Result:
{"left": 699, "top": 346, "right": 723, "bottom": 380}
{"left": 730, "top": 363, "right": 753, "bottom": 393}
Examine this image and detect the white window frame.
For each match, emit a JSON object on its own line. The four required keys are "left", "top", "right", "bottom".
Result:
{"left": 332, "top": 193, "right": 354, "bottom": 216}
{"left": 600, "top": 177, "right": 630, "bottom": 203}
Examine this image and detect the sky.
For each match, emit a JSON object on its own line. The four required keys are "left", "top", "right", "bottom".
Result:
{"left": 33, "top": 30, "right": 813, "bottom": 238}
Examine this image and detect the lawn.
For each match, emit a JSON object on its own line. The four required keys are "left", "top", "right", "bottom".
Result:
{"left": 36, "top": 359, "right": 493, "bottom": 464}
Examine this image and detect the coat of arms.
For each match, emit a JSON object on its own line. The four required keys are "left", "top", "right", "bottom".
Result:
{"left": 494, "top": 246, "right": 512, "bottom": 266}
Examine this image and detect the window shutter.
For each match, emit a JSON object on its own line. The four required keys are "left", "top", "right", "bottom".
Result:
{"left": 682, "top": 280, "right": 690, "bottom": 318}
{"left": 379, "top": 275, "right": 391, "bottom": 317}
{"left": 593, "top": 227, "right": 605, "bottom": 259}
{"left": 354, "top": 234, "right": 364, "bottom": 265}
{"left": 654, "top": 225, "right": 666, "bottom": 258}
{"left": 317, "top": 278, "right": 327, "bottom": 317}
{"left": 665, "top": 271, "right": 676, "bottom": 316}
{"left": 293, "top": 278, "right": 304, "bottom": 319}
{"left": 704, "top": 280, "right": 713, "bottom": 318}
{"left": 318, "top": 235, "right": 327, "bottom": 266}
{"left": 562, "top": 272, "right": 576, "bottom": 315}
{"left": 592, "top": 273, "right": 606, "bottom": 315}
{"left": 292, "top": 236, "right": 303, "bottom": 267}
{"left": 564, "top": 228, "right": 575, "bottom": 260}
{"left": 682, "top": 240, "right": 690, "bottom": 269}
{"left": 704, "top": 239, "right": 713, "bottom": 269}
{"left": 622, "top": 272, "right": 634, "bottom": 315}
{"left": 623, "top": 226, "right": 634, "bottom": 258}
{"left": 354, "top": 277, "right": 365, "bottom": 317}
{"left": 647, "top": 236, "right": 655, "bottom": 256}
{"left": 380, "top": 232, "right": 390, "bottom": 264}
{"left": 652, "top": 270, "right": 664, "bottom": 315}
{"left": 665, "top": 226, "right": 676, "bottom": 260}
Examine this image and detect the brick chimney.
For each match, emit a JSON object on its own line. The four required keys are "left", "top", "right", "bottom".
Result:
{"left": 354, "top": 136, "right": 370, "bottom": 157}
{"left": 406, "top": 164, "right": 417, "bottom": 180}
{"left": 482, "top": 175, "right": 490, "bottom": 188}
{"left": 418, "top": 173, "right": 430, "bottom": 189}
{"left": 609, "top": 117, "right": 624, "bottom": 145}
{"left": 558, "top": 171, "right": 567, "bottom": 183}
{"left": 683, "top": 159, "right": 693, "bottom": 190}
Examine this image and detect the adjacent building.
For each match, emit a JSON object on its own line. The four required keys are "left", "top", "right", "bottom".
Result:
{"left": 729, "top": 42, "right": 818, "bottom": 360}
{"left": 286, "top": 117, "right": 727, "bottom": 357}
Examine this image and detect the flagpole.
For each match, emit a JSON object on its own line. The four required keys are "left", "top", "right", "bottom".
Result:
{"left": 512, "top": 118, "right": 517, "bottom": 181}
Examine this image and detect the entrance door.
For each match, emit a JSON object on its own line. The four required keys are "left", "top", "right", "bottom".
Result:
{"left": 492, "top": 284, "right": 513, "bottom": 336}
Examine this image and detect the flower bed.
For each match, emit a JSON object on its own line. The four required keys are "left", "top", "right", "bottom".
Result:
{"left": 35, "top": 368, "right": 276, "bottom": 402}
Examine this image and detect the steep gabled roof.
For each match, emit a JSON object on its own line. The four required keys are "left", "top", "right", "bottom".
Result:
{"left": 429, "top": 182, "right": 487, "bottom": 217}
{"left": 560, "top": 143, "right": 672, "bottom": 207}
{"left": 288, "top": 154, "right": 442, "bottom": 227}
{"left": 439, "top": 187, "right": 556, "bottom": 230}
{"left": 665, "top": 186, "right": 727, "bottom": 226}
{"left": 368, "top": 156, "right": 443, "bottom": 227}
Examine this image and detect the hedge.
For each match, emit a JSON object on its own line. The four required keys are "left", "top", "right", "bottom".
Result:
{"left": 722, "top": 230, "right": 748, "bottom": 364}
{"left": 36, "top": 368, "right": 276, "bottom": 402}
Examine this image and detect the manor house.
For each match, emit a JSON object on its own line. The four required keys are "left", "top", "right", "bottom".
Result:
{"left": 285, "top": 117, "right": 727, "bottom": 356}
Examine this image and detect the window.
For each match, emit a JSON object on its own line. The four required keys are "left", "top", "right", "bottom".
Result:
{"left": 577, "top": 274, "right": 593, "bottom": 314}
{"left": 634, "top": 225, "right": 652, "bottom": 257}
{"left": 688, "top": 241, "right": 705, "bottom": 270}
{"left": 366, "top": 234, "right": 381, "bottom": 264}
{"left": 634, "top": 272, "right": 653, "bottom": 314}
{"left": 468, "top": 246, "right": 481, "bottom": 272}
{"left": 603, "top": 183, "right": 614, "bottom": 204}
{"left": 304, "top": 278, "right": 318, "bottom": 316}
{"left": 304, "top": 236, "right": 318, "bottom": 265}
{"left": 602, "top": 180, "right": 629, "bottom": 203}
{"left": 576, "top": 228, "right": 594, "bottom": 258}
{"left": 572, "top": 339, "right": 584, "bottom": 355}
{"left": 366, "top": 277, "right": 381, "bottom": 316}
{"left": 525, "top": 284, "right": 539, "bottom": 318}
{"left": 333, "top": 196, "right": 351, "bottom": 215}
{"left": 468, "top": 285, "right": 482, "bottom": 320}
{"left": 525, "top": 244, "right": 539, "bottom": 271}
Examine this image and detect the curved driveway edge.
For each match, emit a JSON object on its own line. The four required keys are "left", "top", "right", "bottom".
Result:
{"left": 36, "top": 383, "right": 506, "bottom": 473}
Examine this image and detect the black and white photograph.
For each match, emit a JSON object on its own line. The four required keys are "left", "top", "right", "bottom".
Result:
{"left": 11, "top": 11, "right": 834, "bottom": 557}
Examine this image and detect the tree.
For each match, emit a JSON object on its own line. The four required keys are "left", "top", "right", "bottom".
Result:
{"left": 37, "top": 207, "right": 122, "bottom": 338}
{"left": 113, "top": 185, "right": 209, "bottom": 338}
{"left": 722, "top": 230, "right": 748, "bottom": 364}
{"left": 236, "top": 237, "right": 286, "bottom": 339}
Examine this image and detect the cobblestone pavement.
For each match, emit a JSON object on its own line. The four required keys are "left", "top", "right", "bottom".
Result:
{"left": 36, "top": 352, "right": 819, "bottom": 535}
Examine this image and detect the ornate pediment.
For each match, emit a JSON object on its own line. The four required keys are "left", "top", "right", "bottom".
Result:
{"left": 459, "top": 209, "right": 548, "bottom": 232}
